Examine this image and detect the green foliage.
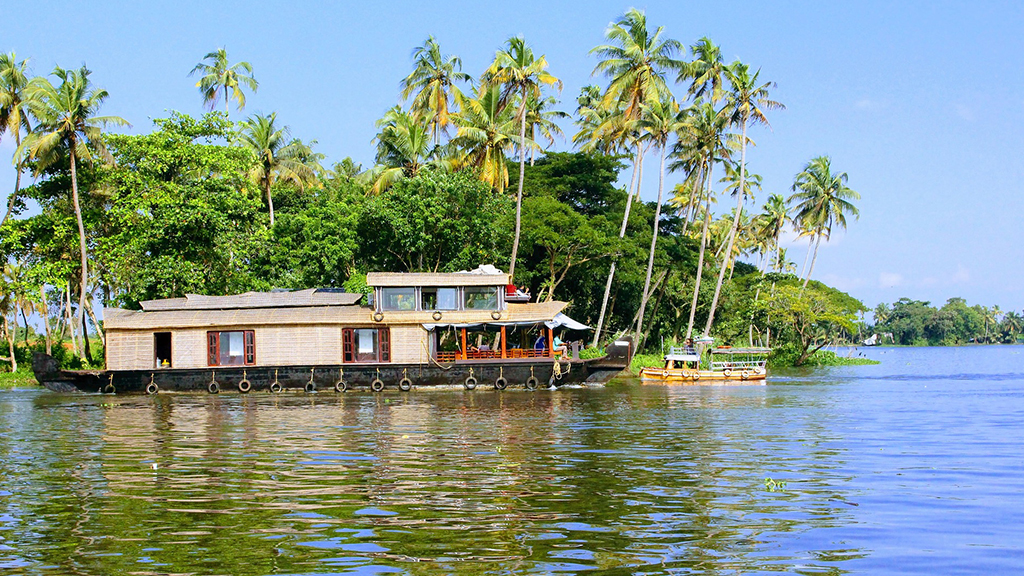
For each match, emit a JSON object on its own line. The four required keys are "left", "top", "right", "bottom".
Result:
{"left": 872, "top": 297, "right": 1020, "bottom": 345}
{"left": 578, "top": 346, "right": 605, "bottom": 359}
{"left": 359, "top": 169, "right": 513, "bottom": 272}
{"left": 756, "top": 277, "right": 864, "bottom": 366}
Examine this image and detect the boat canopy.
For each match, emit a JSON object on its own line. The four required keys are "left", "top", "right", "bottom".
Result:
{"left": 710, "top": 347, "right": 772, "bottom": 355}
{"left": 422, "top": 312, "right": 591, "bottom": 332}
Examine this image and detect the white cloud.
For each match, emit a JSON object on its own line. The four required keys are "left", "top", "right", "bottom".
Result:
{"left": 879, "top": 272, "right": 904, "bottom": 288}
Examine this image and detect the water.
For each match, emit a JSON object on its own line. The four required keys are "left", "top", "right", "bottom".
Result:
{"left": 0, "top": 346, "right": 1021, "bottom": 574}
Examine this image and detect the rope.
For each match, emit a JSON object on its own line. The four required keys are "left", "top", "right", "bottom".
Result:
{"left": 553, "top": 359, "right": 562, "bottom": 379}
{"left": 423, "top": 339, "right": 455, "bottom": 370}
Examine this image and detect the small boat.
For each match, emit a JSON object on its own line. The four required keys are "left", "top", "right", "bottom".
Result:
{"left": 639, "top": 341, "right": 770, "bottom": 383}
{"left": 33, "top": 266, "right": 634, "bottom": 394}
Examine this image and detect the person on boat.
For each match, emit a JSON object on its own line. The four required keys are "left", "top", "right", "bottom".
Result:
{"left": 534, "top": 334, "right": 546, "bottom": 350}
{"left": 553, "top": 333, "right": 568, "bottom": 357}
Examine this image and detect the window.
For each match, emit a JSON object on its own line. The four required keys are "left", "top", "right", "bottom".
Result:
{"left": 421, "top": 287, "right": 459, "bottom": 311}
{"left": 343, "top": 328, "right": 391, "bottom": 363}
{"left": 154, "top": 332, "right": 172, "bottom": 368}
{"left": 207, "top": 331, "right": 255, "bottom": 366}
{"left": 464, "top": 286, "right": 498, "bottom": 310}
{"left": 380, "top": 287, "right": 417, "bottom": 311}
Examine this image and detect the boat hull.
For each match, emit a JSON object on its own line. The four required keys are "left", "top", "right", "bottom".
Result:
{"left": 638, "top": 366, "right": 767, "bottom": 383}
{"left": 33, "top": 352, "right": 628, "bottom": 394}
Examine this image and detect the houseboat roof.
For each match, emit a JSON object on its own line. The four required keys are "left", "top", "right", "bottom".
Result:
{"left": 366, "top": 271, "right": 510, "bottom": 287}
{"left": 105, "top": 300, "right": 568, "bottom": 331}
{"left": 139, "top": 288, "right": 361, "bottom": 312}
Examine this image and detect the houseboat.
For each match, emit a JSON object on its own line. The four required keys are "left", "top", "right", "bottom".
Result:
{"left": 33, "top": 267, "right": 633, "bottom": 394}
{"left": 639, "top": 338, "right": 769, "bottom": 383}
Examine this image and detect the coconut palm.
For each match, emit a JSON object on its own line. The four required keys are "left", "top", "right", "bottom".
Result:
{"left": 588, "top": 9, "right": 682, "bottom": 345}
{"left": 483, "top": 36, "right": 561, "bottom": 280}
{"left": 788, "top": 155, "right": 860, "bottom": 288}
{"left": 757, "top": 193, "right": 790, "bottom": 272}
{"left": 237, "top": 112, "right": 318, "bottom": 226}
{"left": 704, "top": 61, "right": 783, "bottom": 336}
{"left": 0, "top": 52, "right": 36, "bottom": 229}
{"left": 634, "top": 96, "right": 688, "bottom": 345}
{"left": 17, "top": 65, "right": 128, "bottom": 358}
{"left": 524, "top": 94, "right": 568, "bottom": 165}
{"left": 1001, "top": 311, "right": 1022, "bottom": 342}
{"left": 671, "top": 100, "right": 733, "bottom": 340}
{"left": 189, "top": 48, "right": 258, "bottom": 115}
{"left": 364, "top": 106, "right": 450, "bottom": 193}
{"left": 452, "top": 84, "right": 522, "bottom": 193}
{"left": 400, "top": 36, "right": 473, "bottom": 146}
{"left": 679, "top": 37, "right": 725, "bottom": 103}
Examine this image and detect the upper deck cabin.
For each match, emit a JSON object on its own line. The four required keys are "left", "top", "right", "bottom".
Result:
{"left": 102, "top": 267, "right": 579, "bottom": 371}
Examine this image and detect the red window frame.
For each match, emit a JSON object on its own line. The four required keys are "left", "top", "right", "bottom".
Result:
{"left": 342, "top": 328, "right": 390, "bottom": 363}
{"left": 207, "top": 330, "right": 256, "bottom": 366}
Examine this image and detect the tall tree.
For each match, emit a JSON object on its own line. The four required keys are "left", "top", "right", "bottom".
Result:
{"left": 588, "top": 8, "right": 682, "bottom": 345}
{"left": 679, "top": 37, "right": 725, "bottom": 103}
{"left": 0, "top": 52, "right": 36, "bottom": 229}
{"left": 366, "top": 106, "right": 451, "bottom": 193}
{"left": 483, "top": 36, "right": 561, "bottom": 280}
{"left": 237, "top": 112, "right": 318, "bottom": 226}
{"left": 400, "top": 36, "right": 473, "bottom": 146}
{"left": 523, "top": 94, "right": 568, "bottom": 165}
{"left": 189, "top": 48, "right": 258, "bottom": 115}
{"left": 704, "top": 62, "right": 783, "bottom": 336}
{"left": 634, "top": 96, "right": 687, "bottom": 346}
{"left": 17, "top": 65, "right": 128, "bottom": 360}
{"left": 788, "top": 155, "right": 860, "bottom": 288}
{"left": 453, "top": 84, "right": 522, "bottom": 193}
{"left": 757, "top": 193, "right": 790, "bottom": 272}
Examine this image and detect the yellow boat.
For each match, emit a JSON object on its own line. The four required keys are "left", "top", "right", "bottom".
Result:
{"left": 639, "top": 344, "right": 770, "bottom": 383}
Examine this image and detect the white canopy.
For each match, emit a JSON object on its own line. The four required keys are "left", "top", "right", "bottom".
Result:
{"left": 422, "top": 312, "right": 590, "bottom": 332}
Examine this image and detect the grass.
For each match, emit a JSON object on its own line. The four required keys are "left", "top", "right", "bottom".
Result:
{"left": 0, "top": 371, "right": 39, "bottom": 388}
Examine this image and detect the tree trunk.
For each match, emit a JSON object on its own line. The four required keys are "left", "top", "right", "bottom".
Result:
{"left": 507, "top": 88, "right": 529, "bottom": 280}
{"left": 703, "top": 118, "right": 748, "bottom": 336}
{"left": 82, "top": 313, "right": 92, "bottom": 365}
{"left": 2, "top": 317, "right": 15, "bottom": 373}
{"left": 802, "top": 232, "right": 823, "bottom": 289}
{"left": 686, "top": 157, "right": 715, "bottom": 340}
{"left": 0, "top": 130, "right": 23, "bottom": 230}
{"left": 799, "top": 234, "right": 813, "bottom": 279}
{"left": 265, "top": 180, "right": 275, "bottom": 227}
{"left": 42, "top": 285, "right": 51, "bottom": 355}
{"left": 65, "top": 282, "right": 79, "bottom": 357}
{"left": 70, "top": 150, "right": 90, "bottom": 361}
{"left": 635, "top": 144, "right": 668, "bottom": 347}
{"left": 592, "top": 141, "right": 643, "bottom": 347}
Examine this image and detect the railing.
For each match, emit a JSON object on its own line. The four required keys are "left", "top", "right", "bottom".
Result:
{"left": 710, "top": 359, "right": 767, "bottom": 371}
{"left": 435, "top": 348, "right": 551, "bottom": 362}
{"left": 669, "top": 346, "right": 699, "bottom": 356}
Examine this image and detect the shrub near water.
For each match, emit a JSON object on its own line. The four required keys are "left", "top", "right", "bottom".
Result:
{"left": 768, "top": 343, "right": 878, "bottom": 367}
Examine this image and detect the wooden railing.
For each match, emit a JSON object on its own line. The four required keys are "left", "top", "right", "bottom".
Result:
{"left": 435, "top": 348, "right": 551, "bottom": 362}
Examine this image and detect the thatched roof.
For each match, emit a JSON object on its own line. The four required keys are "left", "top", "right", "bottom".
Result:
{"left": 139, "top": 288, "right": 361, "bottom": 312}
{"left": 366, "top": 271, "right": 510, "bottom": 288}
{"left": 105, "top": 300, "right": 567, "bottom": 331}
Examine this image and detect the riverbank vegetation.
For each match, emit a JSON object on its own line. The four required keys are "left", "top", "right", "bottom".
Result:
{"left": 869, "top": 298, "right": 1022, "bottom": 346}
{"left": 2, "top": 10, "right": 876, "bottom": 371}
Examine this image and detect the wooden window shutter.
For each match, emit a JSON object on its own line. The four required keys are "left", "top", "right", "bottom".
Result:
{"left": 380, "top": 328, "right": 390, "bottom": 362}
{"left": 342, "top": 329, "right": 353, "bottom": 363}
{"left": 244, "top": 331, "right": 255, "bottom": 365}
{"left": 207, "top": 332, "right": 218, "bottom": 366}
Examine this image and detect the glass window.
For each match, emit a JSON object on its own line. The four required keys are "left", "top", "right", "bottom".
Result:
{"left": 207, "top": 331, "right": 255, "bottom": 366}
{"left": 343, "top": 328, "right": 391, "bottom": 363}
{"left": 381, "top": 287, "right": 417, "bottom": 311}
{"left": 464, "top": 286, "right": 498, "bottom": 310}
{"left": 421, "top": 287, "right": 459, "bottom": 310}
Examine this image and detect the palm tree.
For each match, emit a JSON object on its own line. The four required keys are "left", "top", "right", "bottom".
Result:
{"left": 452, "top": 84, "right": 522, "bottom": 193}
{"left": 400, "top": 36, "right": 473, "bottom": 146}
{"left": 757, "top": 193, "right": 790, "bottom": 272}
{"left": 189, "top": 48, "right": 258, "bottom": 115}
{"left": 788, "top": 155, "right": 860, "bottom": 288}
{"left": 18, "top": 65, "right": 128, "bottom": 359}
{"left": 672, "top": 100, "right": 733, "bottom": 340}
{"left": 704, "top": 61, "right": 783, "bottom": 336}
{"left": 1001, "top": 311, "right": 1022, "bottom": 342}
{"left": 680, "top": 37, "right": 725, "bottom": 103}
{"left": 0, "top": 52, "right": 36, "bottom": 229}
{"left": 634, "top": 96, "right": 688, "bottom": 346}
{"left": 364, "top": 106, "right": 450, "bottom": 193}
{"left": 483, "top": 36, "right": 561, "bottom": 280}
{"left": 237, "top": 112, "right": 318, "bottom": 226}
{"left": 588, "top": 9, "right": 682, "bottom": 345}
{"left": 524, "top": 94, "right": 568, "bottom": 165}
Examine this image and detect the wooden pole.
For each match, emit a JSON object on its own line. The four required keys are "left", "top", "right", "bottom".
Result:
{"left": 546, "top": 327, "right": 554, "bottom": 358}
{"left": 500, "top": 326, "right": 507, "bottom": 359}
{"left": 460, "top": 328, "right": 468, "bottom": 361}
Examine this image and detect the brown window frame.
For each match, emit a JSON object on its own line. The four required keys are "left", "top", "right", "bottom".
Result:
{"left": 207, "top": 330, "right": 256, "bottom": 367}
{"left": 342, "top": 327, "right": 391, "bottom": 363}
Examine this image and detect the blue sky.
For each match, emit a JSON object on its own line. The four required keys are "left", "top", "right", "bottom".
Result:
{"left": 2, "top": 0, "right": 1022, "bottom": 312}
